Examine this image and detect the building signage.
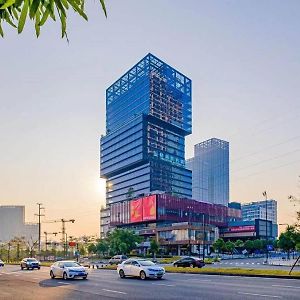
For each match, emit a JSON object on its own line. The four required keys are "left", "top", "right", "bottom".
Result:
{"left": 143, "top": 195, "right": 156, "bottom": 221}
{"left": 229, "top": 225, "right": 255, "bottom": 233}
{"left": 130, "top": 195, "right": 157, "bottom": 223}
{"left": 130, "top": 199, "right": 143, "bottom": 222}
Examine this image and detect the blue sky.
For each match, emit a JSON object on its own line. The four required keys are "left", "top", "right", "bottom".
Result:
{"left": 0, "top": 0, "right": 299, "bottom": 235}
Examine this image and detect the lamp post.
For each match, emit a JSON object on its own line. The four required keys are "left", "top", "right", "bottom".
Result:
{"left": 262, "top": 191, "right": 268, "bottom": 263}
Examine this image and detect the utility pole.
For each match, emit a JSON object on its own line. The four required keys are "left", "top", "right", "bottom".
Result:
{"left": 202, "top": 213, "right": 205, "bottom": 261}
{"left": 44, "top": 232, "right": 58, "bottom": 252}
{"left": 35, "top": 203, "right": 45, "bottom": 254}
{"left": 262, "top": 191, "right": 268, "bottom": 263}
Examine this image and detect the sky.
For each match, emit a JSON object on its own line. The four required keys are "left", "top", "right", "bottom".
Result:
{"left": 0, "top": 0, "right": 299, "bottom": 237}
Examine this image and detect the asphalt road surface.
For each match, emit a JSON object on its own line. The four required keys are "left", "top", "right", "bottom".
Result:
{"left": 1, "top": 265, "right": 300, "bottom": 300}
{"left": 210, "top": 258, "right": 300, "bottom": 270}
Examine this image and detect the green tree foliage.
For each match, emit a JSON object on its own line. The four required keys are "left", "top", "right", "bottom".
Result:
{"left": 244, "top": 240, "right": 254, "bottom": 255}
{"left": 79, "top": 244, "right": 86, "bottom": 256}
{"left": 212, "top": 238, "right": 225, "bottom": 254}
{"left": 0, "top": 0, "right": 107, "bottom": 38}
{"left": 107, "top": 228, "right": 142, "bottom": 255}
{"left": 278, "top": 226, "right": 300, "bottom": 259}
{"left": 150, "top": 239, "right": 159, "bottom": 258}
{"left": 225, "top": 241, "right": 235, "bottom": 255}
{"left": 235, "top": 240, "right": 244, "bottom": 248}
{"left": 96, "top": 239, "right": 109, "bottom": 257}
{"left": 87, "top": 243, "right": 97, "bottom": 254}
{"left": 253, "top": 239, "right": 263, "bottom": 251}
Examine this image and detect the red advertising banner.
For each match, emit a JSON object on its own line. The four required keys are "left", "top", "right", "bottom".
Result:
{"left": 130, "top": 199, "right": 143, "bottom": 222}
{"left": 229, "top": 225, "right": 255, "bottom": 233}
{"left": 143, "top": 195, "right": 156, "bottom": 221}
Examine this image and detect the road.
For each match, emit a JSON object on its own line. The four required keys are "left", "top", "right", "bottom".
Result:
{"left": 210, "top": 258, "right": 300, "bottom": 270}
{"left": 1, "top": 265, "right": 300, "bottom": 299}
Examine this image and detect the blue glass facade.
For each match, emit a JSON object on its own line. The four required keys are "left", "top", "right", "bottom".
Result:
{"left": 101, "top": 53, "right": 192, "bottom": 204}
{"left": 186, "top": 138, "right": 229, "bottom": 206}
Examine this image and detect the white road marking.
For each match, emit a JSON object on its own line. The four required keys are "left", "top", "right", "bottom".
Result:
{"left": 102, "top": 289, "right": 127, "bottom": 295}
{"left": 238, "top": 292, "right": 282, "bottom": 298}
{"left": 33, "top": 278, "right": 40, "bottom": 280}
{"left": 272, "top": 284, "right": 300, "bottom": 289}
{"left": 58, "top": 282, "right": 70, "bottom": 285}
{"left": 152, "top": 283, "right": 175, "bottom": 287}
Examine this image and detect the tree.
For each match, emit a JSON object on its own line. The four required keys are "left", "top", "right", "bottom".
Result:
{"left": 225, "top": 241, "right": 235, "bottom": 257}
{"left": 212, "top": 238, "right": 225, "bottom": 255}
{"left": 126, "top": 187, "right": 135, "bottom": 199}
{"left": 235, "top": 240, "right": 244, "bottom": 249}
{"left": 150, "top": 239, "right": 159, "bottom": 259}
{"left": 107, "top": 228, "right": 142, "bottom": 255}
{"left": 79, "top": 245, "right": 86, "bottom": 256}
{"left": 0, "top": 0, "right": 107, "bottom": 38}
{"left": 253, "top": 239, "right": 263, "bottom": 252}
{"left": 96, "top": 239, "right": 109, "bottom": 257}
{"left": 87, "top": 243, "right": 97, "bottom": 255}
{"left": 244, "top": 240, "right": 254, "bottom": 256}
{"left": 278, "top": 226, "right": 298, "bottom": 259}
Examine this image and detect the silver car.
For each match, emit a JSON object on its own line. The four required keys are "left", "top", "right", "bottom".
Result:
{"left": 50, "top": 261, "right": 88, "bottom": 280}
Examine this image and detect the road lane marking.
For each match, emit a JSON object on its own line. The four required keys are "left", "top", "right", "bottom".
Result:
{"left": 272, "top": 284, "right": 300, "bottom": 289}
{"left": 152, "top": 283, "right": 175, "bottom": 287}
{"left": 238, "top": 292, "right": 282, "bottom": 298}
{"left": 58, "top": 282, "right": 70, "bottom": 285}
{"left": 102, "top": 289, "right": 127, "bottom": 294}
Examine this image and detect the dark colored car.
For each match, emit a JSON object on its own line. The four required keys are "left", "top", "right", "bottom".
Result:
{"left": 173, "top": 257, "right": 205, "bottom": 268}
{"left": 20, "top": 258, "right": 40, "bottom": 270}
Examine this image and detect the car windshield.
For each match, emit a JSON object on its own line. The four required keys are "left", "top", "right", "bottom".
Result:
{"left": 64, "top": 262, "right": 81, "bottom": 267}
{"left": 27, "top": 259, "right": 37, "bottom": 262}
{"left": 139, "top": 260, "right": 155, "bottom": 266}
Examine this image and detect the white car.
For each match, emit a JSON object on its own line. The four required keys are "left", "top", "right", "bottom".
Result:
{"left": 117, "top": 259, "right": 165, "bottom": 280}
{"left": 50, "top": 261, "right": 88, "bottom": 280}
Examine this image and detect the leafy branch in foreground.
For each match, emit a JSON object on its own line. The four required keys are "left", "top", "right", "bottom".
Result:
{"left": 0, "top": 0, "right": 107, "bottom": 38}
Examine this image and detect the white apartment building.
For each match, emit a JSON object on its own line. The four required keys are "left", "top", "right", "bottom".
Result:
{"left": 242, "top": 200, "right": 277, "bottom": 224}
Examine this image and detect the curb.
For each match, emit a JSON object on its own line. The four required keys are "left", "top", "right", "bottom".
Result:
{"left": 165, "top": 270, "right": 300, "bottom": 279}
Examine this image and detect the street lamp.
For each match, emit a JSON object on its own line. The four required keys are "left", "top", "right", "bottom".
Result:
{"left": 202, "top": 213, "right": 206, "bottom": 261}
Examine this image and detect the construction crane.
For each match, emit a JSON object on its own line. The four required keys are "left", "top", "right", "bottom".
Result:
{"left": 42, "top": 219, "right": 75, "bottom": 256}
{"left": 288, "top": 195, "right": 300, "bottom": 206}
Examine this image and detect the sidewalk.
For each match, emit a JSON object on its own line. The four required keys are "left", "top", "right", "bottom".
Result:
{"left": 268, "top": 258, "right": 300, "bottom": 267}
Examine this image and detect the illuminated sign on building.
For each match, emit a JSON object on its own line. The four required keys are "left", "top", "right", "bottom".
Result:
{"left": 228, "top": 225, "right": 255, "bottom": 233}
{"left": 130, "top": 195, "right": 157, "bottom": 223}
{"left": 143, "top": 195, "right": 156, "bottom": 221}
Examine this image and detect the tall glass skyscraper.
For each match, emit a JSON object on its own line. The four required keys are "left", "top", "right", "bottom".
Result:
{"left": 100, "top": 53, "right": 192, "bottom": 205}
{"left": 186, "top": 138, "right": 229, "bottom": 206}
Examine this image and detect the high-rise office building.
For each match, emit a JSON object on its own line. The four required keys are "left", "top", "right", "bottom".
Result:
{"left": 100, "top": 53, "right": 192, "bottom": 205}
{"left": 242, "top": 200, "right": 277, "bottom": 224}
{"left": 186, "top": 138, "right": 229, "bottom": 206}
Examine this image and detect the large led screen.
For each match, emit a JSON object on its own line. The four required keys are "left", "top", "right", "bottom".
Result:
{"left": 130, "top": 198, "right": 143, "bottom": 223}
{"left": 143, "top": 195, "right": 156, "bottom": 221}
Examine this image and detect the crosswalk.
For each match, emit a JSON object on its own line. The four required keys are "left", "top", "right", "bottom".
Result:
{"left": 216, "top": 262, "right": 261, "bottom": 265}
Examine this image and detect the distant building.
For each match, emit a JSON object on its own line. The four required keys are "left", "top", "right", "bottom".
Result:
{"left": 186, "top": 138, "right": 229, "bottom": 206}
{"left": 228, "top": 202, "right": 241, "bottom": 210}
{"left": 242, "top": 200, "right": 277, "bottom": 224}
{"left": 0, "top": 206, "right": 38, "bottom": 242}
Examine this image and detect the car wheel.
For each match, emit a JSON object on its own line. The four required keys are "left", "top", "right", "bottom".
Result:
{"left": 63, "top": 272, "right": 68, "bottom": 280}
{"left": 38, "top": 267, "right": 40, "bottom": 270}
{"left": 21, "top": 265, "right": 24, "bottom": 270}
{"left": 83, "top": 276, "right": 87, "bottom": 280}
{"left": 189, "top": 264, "right": 194, "bottom": 268}
{"left": 140, "top": 271, "right": 146, "bottom": 280}
{"left": 157, "top": 276, "right": 163, "bottom": 280}
{"left": 119, "top": 269, "right": 125, "bottom": 278}
{"left": 50, "top": 271, "right": 55, "bottom": 279}
{"left": 27, "top": 267, "right": 29, "bottom": 270}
